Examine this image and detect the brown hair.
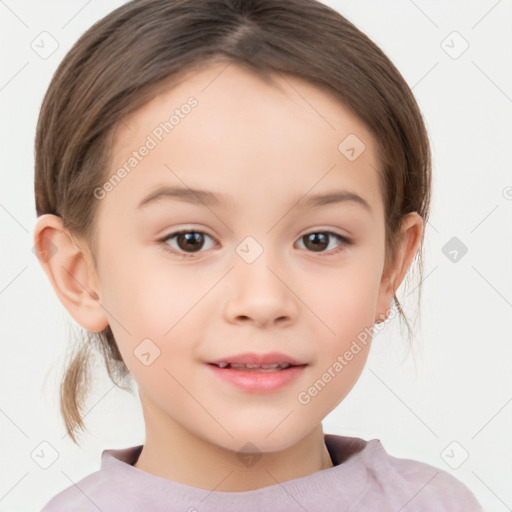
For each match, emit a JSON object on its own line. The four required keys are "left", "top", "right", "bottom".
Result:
{"left": 35, "top": 0, "right": 431, "bottom": 444}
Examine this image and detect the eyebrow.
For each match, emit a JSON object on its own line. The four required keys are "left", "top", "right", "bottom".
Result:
{"left": 137, "top": 185, "right": 372, "bottom": 213}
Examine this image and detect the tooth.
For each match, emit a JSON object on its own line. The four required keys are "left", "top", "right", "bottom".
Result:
{"left": 216, "top": 362, "right": 295, "bottom": 371}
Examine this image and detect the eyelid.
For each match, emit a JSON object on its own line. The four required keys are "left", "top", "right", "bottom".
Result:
{"left": 294, "top": 230, "right": 353, "bottom": 255}
{"left": 298, "top": 224, "right": 352, "bottom": 240}
{"left": 158, "top": 228, "right": 218, "bottom": 258}
{"left": 157, "top": 227, "right": 353, "bottom": 258}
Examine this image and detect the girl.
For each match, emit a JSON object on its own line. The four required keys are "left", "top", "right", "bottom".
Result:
{"left": 33, "top": 0, "right": 482, "bottom": 510}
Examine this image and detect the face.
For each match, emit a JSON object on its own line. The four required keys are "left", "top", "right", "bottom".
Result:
{"left": 91, "top": 61, "right": 390, "bottom": 454}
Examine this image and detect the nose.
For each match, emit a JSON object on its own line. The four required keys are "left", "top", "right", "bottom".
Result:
{"left": 222, "top": 249, "right": 298, "bottom": 329}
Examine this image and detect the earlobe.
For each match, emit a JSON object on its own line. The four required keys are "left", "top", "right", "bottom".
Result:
{"left": 33, "top": 214, "right": 109, "bottom": 332}
{"left": 375, "top": 212, "right": 424, "bottom": 324}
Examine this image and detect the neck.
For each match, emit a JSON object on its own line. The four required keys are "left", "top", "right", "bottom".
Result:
{"left": 132, "top": 399, "right": 333, "bottom": 492}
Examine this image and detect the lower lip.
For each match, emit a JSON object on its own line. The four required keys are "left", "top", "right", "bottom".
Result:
{"left": 207, "top": 364, "right": 307, "bottom": 393}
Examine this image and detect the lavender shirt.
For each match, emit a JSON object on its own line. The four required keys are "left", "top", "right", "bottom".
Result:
{"left": 40, "top": 434, "right": 482, "bottom": 511}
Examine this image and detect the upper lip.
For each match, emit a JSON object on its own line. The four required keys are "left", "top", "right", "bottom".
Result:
{"left": 207, "top": 351, "right": 307, "bottom": 366}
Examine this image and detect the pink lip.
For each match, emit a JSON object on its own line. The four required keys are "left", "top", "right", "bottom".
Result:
{"left": 207, "top": 351, "right": 306, "bottom": 366}
{"left": 207, "top": 364, "right": 307, "bottom": 393}
{"left": 206, "top": 352, "right": 308, "bottom": 393}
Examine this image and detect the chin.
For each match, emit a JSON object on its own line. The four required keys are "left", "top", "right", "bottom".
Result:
{"left": 209, "top": 424, "right": 308, "bottom": 456}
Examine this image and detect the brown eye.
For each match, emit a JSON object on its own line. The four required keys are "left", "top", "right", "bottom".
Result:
{"left": 297, "top": 231, "right": 352, "bottom": 254}
{"left": 176, "top": 232, "right": 205, "bottom": 252}
{"left": 160, "top": 230, "right": 216, "bottom": 257}
{"left": 303, "top": 232, "right": 329, "bottom": 252}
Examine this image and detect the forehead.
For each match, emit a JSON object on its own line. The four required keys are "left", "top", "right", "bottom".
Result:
{"left": 104, "top": 60, "right": 383, "bottom": 218}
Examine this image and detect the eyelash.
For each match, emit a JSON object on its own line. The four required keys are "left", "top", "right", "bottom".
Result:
{"left": 157, "top": 229, "right": 353, "bottom": 258}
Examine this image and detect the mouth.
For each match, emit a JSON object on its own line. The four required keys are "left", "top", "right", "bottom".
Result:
{"left": 207, "top": 362, "right": 304, "bottom": 372}
{"left": 207, "top": 351, "right": 307, "bottom": 371}
{"left": 206, "top": 352, "right": 308, "bottom": 392}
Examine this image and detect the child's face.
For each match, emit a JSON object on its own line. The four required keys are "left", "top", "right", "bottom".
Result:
{"left": 91, "top": 61, "right": 394, "bottom": 453}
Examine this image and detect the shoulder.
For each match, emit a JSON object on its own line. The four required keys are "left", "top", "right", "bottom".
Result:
{"left": 361, "top": 438, "right": 483, "bottom": 511}
{"left": 40, "top": 471, "right": 106, "bottom": 512}
{"left": 40, "top": 445, "right": 143, "bottom": 511}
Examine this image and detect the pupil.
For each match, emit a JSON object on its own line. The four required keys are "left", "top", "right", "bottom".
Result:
{"left": 175, "top": 232, "right": 330, "bottom": 253}
{"left": 305, "top": 233, "right": 328, "bottom": 252}
{"left": 178, "top": 232, "right": 203, "bottom": 252}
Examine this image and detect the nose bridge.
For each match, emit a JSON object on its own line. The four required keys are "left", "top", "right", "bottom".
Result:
{"left": 234, "top": 233, "right": 284, "bottom": 293}
{"left": 224, "top": 233, "right": 297, "bottom": 326}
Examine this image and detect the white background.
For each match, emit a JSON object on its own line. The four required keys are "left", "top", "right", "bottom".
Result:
{"left": 1, "top": 0, "right": 511, "bottom": 510}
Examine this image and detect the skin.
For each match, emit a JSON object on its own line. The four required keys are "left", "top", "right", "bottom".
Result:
{"left": 34, "top": 60, "right": 423, "bottom": 492}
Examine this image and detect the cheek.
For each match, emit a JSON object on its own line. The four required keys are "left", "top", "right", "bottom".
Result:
{"left": 307, "top": 259, "right": 381, "bottom": 337}
{"left": 98, "top": 244, "right": 190, "bottom": 332}
{"left": 99, "top": 252, "right": 208, "bottom": 376}
{"left": 298, "top": 267, "right": 378, "bottom": 413}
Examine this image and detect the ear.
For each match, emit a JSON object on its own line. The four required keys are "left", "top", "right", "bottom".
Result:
{"left": 375, "top": 212, "right": 424, "bottom": 324}
{"left": 33, "top": 214, "right": 109, "bottom": 332}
